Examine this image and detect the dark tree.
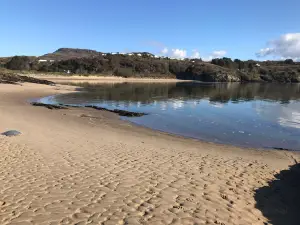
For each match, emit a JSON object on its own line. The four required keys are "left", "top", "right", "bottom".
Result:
{"left": 285, "top": 59, "right": 294, "bottom": 64}
{"left": 6, "top": 56, "right": 31, "bottom": 70}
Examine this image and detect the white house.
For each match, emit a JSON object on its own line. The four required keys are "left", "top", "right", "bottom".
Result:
{"left": 137, "top": 53, "right": 142, "bottom": 57}
{"left": 255, "top": 63, "right": 261, "bottom": 67}
{"left": 38, "top": 59, "right": 47, "bottom": 63}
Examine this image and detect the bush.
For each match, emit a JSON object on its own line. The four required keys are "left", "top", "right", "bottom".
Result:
{"left": 114, "top": 67, "right": 133, "bottom": 77}
{"left": 234, "top": 59, "right": 245, "bottom": 69}
{"left": 284, "top": 59, "right": 294, "bottom": 64}
{"left": 6, "top": 56, "right": 31, "bottom": 70}
{"left": 211, "top": 57, "right": 234, "bottom": 69}
{"left": 5, "top": 48, "right": 300, "bottom": 82}
{"left": 41, "top": 57, "right": 105, "bottom": 74}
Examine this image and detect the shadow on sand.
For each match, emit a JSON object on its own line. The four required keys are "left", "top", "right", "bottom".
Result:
{"left": 255, "top": 162, "right": 300, "bottom": 225}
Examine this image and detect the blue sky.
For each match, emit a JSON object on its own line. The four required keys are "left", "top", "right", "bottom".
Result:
{"left": 1, "top": 0, "right": 300, "bottom": 60}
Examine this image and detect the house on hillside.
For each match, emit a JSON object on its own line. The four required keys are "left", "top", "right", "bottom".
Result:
{"left": 38, "top": 59, "right": 55, "bottom": 63}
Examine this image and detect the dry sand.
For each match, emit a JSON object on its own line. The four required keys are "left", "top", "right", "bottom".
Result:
{"left": 27, "top": 74, "right": 189, "bottom": 84}
{"left": 0, "top": 82, "right": 299, "bottom": 225}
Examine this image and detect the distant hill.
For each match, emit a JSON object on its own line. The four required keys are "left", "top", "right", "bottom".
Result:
{"left": 3, "top": 48, "right": 300, "bottom": 83}
{"left": 39, "top": 48, "right": 156, "bottom": 61}
{"left": 40, "top": 48, "right": 103, "bottom": 60}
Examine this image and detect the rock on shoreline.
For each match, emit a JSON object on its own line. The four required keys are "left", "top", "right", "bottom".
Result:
{"left": 30, "top": 102, "right": 147, "bottom": 117}
{"left": 0, "top": 71, "right": 54, "bottom": 85}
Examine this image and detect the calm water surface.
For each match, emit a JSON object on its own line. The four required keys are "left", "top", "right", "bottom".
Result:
{"left": 40, "top": 82, "right": 300, "bottom": 150}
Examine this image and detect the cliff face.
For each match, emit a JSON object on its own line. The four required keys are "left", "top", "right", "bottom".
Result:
{"left": 175, "top": 63, "right": 240, "bottom": 82}
{"left": 211, "top": 58, "right": 300, "bottom": 83}
{"left": 4, "top": 48, "right": 300, "bottom": 83}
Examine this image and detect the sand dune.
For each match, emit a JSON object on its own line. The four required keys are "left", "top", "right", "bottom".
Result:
{"left": 0, "top": 83, "right": 299, "bottom": 225}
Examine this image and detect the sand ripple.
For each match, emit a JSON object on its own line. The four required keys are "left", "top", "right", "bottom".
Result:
{"left": 0, "top": 135, "right": 283, "bottom": 225}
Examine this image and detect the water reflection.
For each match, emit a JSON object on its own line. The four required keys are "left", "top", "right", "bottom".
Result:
{"left": 56, "top": 82, "right": 300, "bottom": 104}
{"left": 254, "top": 101, "right": 300, "bottom": 129}
{"left": 43, "top": 82, "right": 300, "bottom": 150}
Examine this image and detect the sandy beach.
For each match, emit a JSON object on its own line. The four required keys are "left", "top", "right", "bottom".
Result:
{"left": 27, "top": 74, "right": 189, "bottom": 84}
{"left": 0, "top": 82, "right": 299, "bottom": 225}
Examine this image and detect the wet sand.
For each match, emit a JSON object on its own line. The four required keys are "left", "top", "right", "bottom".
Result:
{"left": 0, "top": 82, "right": 299, "bottom": 225}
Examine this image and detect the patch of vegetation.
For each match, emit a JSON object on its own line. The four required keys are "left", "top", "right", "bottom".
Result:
{"left": 4, "top": 48, "right": 300, "bottom": 83}
{"left": 6, "top": 56, "right": 32, "bottom": 70}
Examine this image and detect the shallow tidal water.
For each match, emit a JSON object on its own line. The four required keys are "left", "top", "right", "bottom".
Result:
{"left": 40, "top": 82, "right": 300, "bottom": 151}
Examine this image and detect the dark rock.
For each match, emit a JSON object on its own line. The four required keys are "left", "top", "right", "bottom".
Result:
{"left": 1, "top": 130, "right": 21, "bottom": 137}
{"left": 16, "top": 75, "right": 55, "bottom": 85}
{"left": 85, "top": 105, "right": 147, "bottom": 117}
{"left": 113, "top": 109, "right": 147, "bottom": 117}
{"left": 260, "top": 75, "right": 273, "bottom": 82}
{"left": 31, "top": 102, "right": 68, "bottom": 109}
{"left": 30, "top": 102, "right": 147, "bottom": 117}
{"left": 0, "top": 71, "right": 54, "bottom": 85}
{"left": 272, "top": 147, "right": 298, "bottom": 151}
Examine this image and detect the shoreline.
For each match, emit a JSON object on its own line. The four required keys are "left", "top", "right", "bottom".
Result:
{"left": 36, "top": 81, "right": 299, "bottom": 152}
{"left": 30, "top": 101, "right": 300, "bottom": 152}
{"left": 26, "top": 74, "right": 193, "bottom": 83}
{"left": 0, "top": 82, "right": 299, "bottom": 224}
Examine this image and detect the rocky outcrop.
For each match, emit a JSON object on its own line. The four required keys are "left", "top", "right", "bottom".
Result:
{"left": 176, "top": 63, "right": 240, "bottom": 82}
{"left": 0, "top": 70, "right": 54, "bottom": 85}
{"left": 85, "top": 105, "right": 147, "bottom": 117}
{"left": 31, "top": 102, "right": 67, "bottom": 109}
{"left": 31, "top": 102, "right": 147, "bottom": 117}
